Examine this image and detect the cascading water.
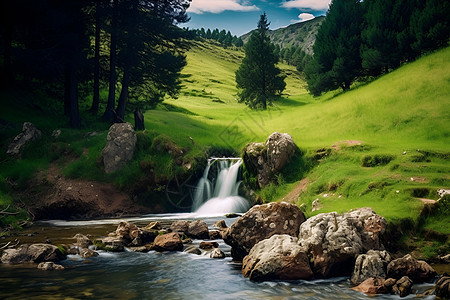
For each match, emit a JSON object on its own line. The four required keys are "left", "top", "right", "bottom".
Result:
{"left": 192, "top": 157, "right": 250, "bottom": 215}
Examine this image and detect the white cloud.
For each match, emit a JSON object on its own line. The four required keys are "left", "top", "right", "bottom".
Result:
{"left": 188, "top": 0, "right": 260, "bottom": 14}
{"left": 281, "top": 0, "right": 331, "bottom": 11}
{"left": 298, "top": 12, "right": 315, "bottom": 22}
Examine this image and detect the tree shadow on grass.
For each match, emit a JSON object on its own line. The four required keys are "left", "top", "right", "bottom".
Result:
{"left": 275, "top": 97, "right": 308, "bottom": 107}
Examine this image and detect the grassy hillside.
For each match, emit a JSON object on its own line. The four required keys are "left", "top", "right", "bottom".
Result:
{"left": 149, "top": 41, "right": 450, "bottom": 229}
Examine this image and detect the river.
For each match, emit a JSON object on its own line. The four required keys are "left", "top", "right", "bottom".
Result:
{"left": 0, "top": 214, "right": 439, "bottom": 300}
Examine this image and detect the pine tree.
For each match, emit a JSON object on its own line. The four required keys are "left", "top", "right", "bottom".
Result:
{"left": 235, "top": 13, "right": 285, "bottom": 109}
{"left": 306, "top": 0, "right": 363, "bottom": 96}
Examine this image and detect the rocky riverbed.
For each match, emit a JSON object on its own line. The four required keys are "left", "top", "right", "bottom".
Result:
{"left": 1, "top": 203, "right": 449, "bottom": 299}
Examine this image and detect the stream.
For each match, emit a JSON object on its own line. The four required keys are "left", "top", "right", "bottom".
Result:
{"left": 0, "top": 214, "right": 439, "bottom": 300}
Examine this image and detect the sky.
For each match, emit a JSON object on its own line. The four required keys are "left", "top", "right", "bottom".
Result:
{"left": 184, "top": 0, "right": 331, "bottom": 37}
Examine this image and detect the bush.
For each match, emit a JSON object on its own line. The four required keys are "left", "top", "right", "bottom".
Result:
{"left": 361, "top": 154, "right": 394, "bottom": 167}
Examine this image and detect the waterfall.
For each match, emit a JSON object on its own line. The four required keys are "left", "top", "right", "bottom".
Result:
{"left": 192, "top": 157, "right": 250, "bottom": 216}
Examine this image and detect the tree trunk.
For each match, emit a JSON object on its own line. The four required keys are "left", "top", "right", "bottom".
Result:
{"left": 3, "top": 22, "right": 13, "bottom": 86}
{"left": 115, "top": 67, "right": 130, "bottom": 122}
{"left": 69, "top": 61, "right": 81, "bottom": 128}
{"left": 102, "top": 0, "right": 118, "bottom": 122}
{"left": 64, "top": 67, "right": 70, "bottom": 116}
{"left": 134, "top": 108, "right": 145, "bottom": 130}
{"left": 90, "top": 1, "right": 101, "bottom": 114}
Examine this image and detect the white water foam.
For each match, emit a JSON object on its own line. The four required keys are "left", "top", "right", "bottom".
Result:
{"left": 192, "top": 157, "right": 250, "bottom": 216}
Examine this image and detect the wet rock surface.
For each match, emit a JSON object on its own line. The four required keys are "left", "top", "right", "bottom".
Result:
{"left": 242, "top": 234, "right": 313, "bottom": 281}
{"left": 224, "top": 202, "right": 306, "bottom": 261}
{"left": 387, "top": 254, "right": 437, "bottom": 283}
{"left": 1, "top": 244, "right": 66, "bottom": 264}
{"left": 298, "top": 207, "right": 386, "bottom": 278}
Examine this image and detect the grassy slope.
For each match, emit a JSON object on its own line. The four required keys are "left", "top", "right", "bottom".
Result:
{"left": 150, "top": 41, "right": 450, "bottom": 229}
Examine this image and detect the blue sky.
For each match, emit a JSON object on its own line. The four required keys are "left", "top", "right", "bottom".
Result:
{"left": 185, "top": 0, "right": 331, "bottom": 36}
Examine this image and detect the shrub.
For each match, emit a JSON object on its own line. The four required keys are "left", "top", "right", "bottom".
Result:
{"left": 361, "top": 154, "right": 394, "bottom": 167}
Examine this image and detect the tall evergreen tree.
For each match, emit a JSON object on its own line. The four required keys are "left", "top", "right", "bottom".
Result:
{"left": 410, "top": 0, "right": 450, "bottom": 53}
{"left": 306, "top": 0, "right": 363, "bottom": 96}
{"left": 235, "top": 13, "right": 285, "bottom": 109}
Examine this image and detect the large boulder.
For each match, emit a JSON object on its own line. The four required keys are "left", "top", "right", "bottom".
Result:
{"left": 102, "top": 122, "right": 137, "bottom": 174}
{"left": 243, "top": 132, "right": 297, "bottom": 188}
{"left": 242, "top": 234, "right": 313, "bottom": 281}
{"left": 187, "top": 220, "right": 209, "bottom": 240}
{"left": 6, "top": 122, "right": 42, "bottom": 156}
{"left": 1, "top": 244, "right": 66, "bottom": 264}
{"left": 298, "top": 207, "right": 386, "bottom": 278}
{"left": 224, "top": 202, "right": 306, "bottom": 261}
{"left": 351, "top": 250, "right": 391, "bottom": 284}
{"left": 266, "top": 132, "right": 297, "bottom": 172}
{"left": 386, "top": 254, "right": 437, "bottom": 283}
{"left": 153, "top": 233, "right": 183, "bottom": 252}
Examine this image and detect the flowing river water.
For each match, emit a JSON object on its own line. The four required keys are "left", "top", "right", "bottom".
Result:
{"left": 0, "top": 214, "right": 441, "bottom": 300}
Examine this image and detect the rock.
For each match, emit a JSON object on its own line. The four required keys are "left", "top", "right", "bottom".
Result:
{"left": 391, "top": 276, "right": 413, "bottom": 297}
{"left": 209, "top": 230, "right": 221, "bottom": 240}
{"left": 37, "top": 262, "right": 65, "bottom": 271}
{"left": 143, "top": 221, "right": 161, "bottom": 231}
{"left": 386, "top": 254, "right": 437, "bottom": 283}
{"left": 435, "top": 276, "right": 450, "bottom": 299}
{"left": 114, "top": 221, "right": 157, "bottom": 246}
{"left": 94, "top": 236, "right": 125, "bottom": 252}
{"left": 312, "top": 198, "right": 321, "bottom": 212}
{"left": 184, "top": 246, "right": 201, "bottom": 255}
{"left": 266, "top": 132, "right": 297, "bottom": 172}
{"left": 225, "top": 213, "right": 241, "bottom": 218}
{"left": 242, "top": 132, "right": 297, "bottom": 188}
{"left": 351, "top": 277, "right": 387, "bottom": 295}
{"left": 224, "top": 202, "right": 306, "bottom": 261}
{"left": 7, "top": 122, "right": 42, "bottom": 156}
{"left": 170, "top": 220, "right": 190, "bottom": 234}
{"left": 213, "top": 220, "right": 227, "bottom": 229}
{"left": 187, "top": 220, "right": 209, "bottom": 240}
{"left": 1, "top": 244, "right": 66, "bottom": 264}
{"left": 437, "top": 254, "right": 450, "bottom": 264}
{"left": 298, "top": 207, "right": 386, "bottom": 278}
{"left": 351, "top": 250, "right": 391, "bottom": 284}
{"left": 73, "top": 233, "right": 92, "bottom": 249}
{"left": 101, "top": 122, "right": 137, "bottom": 174}
{"left": 210, "top": 248, "right": 225, "bottom": 259}
{"left": 51, "top": 129, "right": 61, "bottom": 139}
{"left": 199, "top": 241, "right": 219, "bottom": 250}
{"left": 79, "top": 248, "right": 99, "bottom": 258}
{"left": 242, "top": 234, "right": 313, "bottom": 281}
{"left": 153, "top": 233, "right": 183, "bottom": 252}
{"left": 127, "top": 246, "right": 149, "bottom": 253}
{"left": 384, "top": 277, "right": 397, "bottom": 289}
{"left": 438, "top": 188, "right": 450, "bottom": 199}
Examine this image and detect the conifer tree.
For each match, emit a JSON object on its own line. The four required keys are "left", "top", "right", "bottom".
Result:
{"left": 235, "top": 13, "right": 285, "bottom": 109}
{"left": 305, "top": 0, "right": 363, "bottom": 96}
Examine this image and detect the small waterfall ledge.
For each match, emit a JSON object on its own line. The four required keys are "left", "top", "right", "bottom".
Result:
{"left": 192, "top": 157, "right": 250, "bottom": 216}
